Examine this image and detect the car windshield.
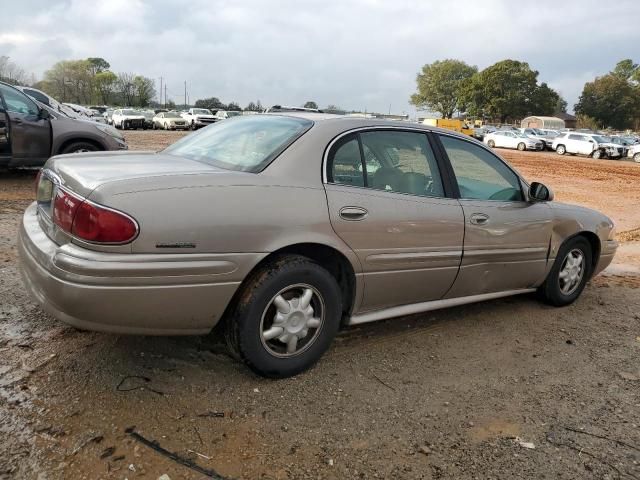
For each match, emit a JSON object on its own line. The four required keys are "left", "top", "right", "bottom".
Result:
{"left": 193, "top": 109, "right": 212, "bottom": 115}
{"left": 164, "top": 115, "right": 313, "bottom": 172}
{"left": 164, "top": 111, "right": 182, "bottom": 119}
{"left": 122, "top": 109, "right": 137, "bottom": 115}
{"left": 593, "top": 136, "right": 610, "bottom": 143}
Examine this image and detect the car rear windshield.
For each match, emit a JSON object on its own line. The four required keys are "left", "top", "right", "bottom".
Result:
{"left": 163, "top": 115, "right": 313, "bottom": 172}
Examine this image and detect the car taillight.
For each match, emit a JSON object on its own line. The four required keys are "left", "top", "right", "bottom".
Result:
{"left": 71, "top": 201, "right": 138, "bottom": 243}
{"left": 53, "top": 188, "right": 83, "bottom": 232}
{"left": 52, "top": 188, "right": 138, "bottom": 244}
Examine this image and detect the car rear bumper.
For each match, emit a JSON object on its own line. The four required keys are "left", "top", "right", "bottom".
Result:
{"left": 18, "top": 203, "right": 263, "bottom": 335}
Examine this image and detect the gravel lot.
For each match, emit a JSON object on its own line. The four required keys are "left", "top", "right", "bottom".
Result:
{"left": 1, "top": 131, "right": 639, "bottom": 479}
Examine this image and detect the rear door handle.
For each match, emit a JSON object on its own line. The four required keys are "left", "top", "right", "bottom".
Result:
{"left": 339, "top": 206, "right": 368, "bottom": 221}
{"left": 469, "top": 213, "right": 489, "bottom": 225}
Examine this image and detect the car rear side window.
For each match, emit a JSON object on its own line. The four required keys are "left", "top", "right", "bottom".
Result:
{"left": 328, "top": 130, "right": 445, "bottom": 198}
{"left": 440, "top": 135, "right": 523, "bottom": 201}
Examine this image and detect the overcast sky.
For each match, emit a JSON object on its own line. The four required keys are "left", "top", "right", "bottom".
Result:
{"left": 2, "top": 0, "right": 639, "bottom": 114}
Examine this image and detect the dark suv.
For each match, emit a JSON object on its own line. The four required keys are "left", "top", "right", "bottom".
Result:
{"left": 0, "top": 81, "right": 127, "bottom": 168}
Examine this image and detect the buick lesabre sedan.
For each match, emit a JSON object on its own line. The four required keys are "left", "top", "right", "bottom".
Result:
{"left": 19, "top": 114, "right": 617, "bottom": 378}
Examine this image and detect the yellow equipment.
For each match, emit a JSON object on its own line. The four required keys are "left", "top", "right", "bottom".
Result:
{"left": 422, "top": 118, "right": 474, "bottom": 136}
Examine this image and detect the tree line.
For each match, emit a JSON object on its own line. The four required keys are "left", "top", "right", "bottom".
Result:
{"left": 410, "top": 58, "right": 640, "bottom": 130}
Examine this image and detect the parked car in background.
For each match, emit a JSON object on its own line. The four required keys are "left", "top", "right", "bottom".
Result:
{"left": 520, "top": 128, "right": 559, "bottom": 150}
{"left": 140, "top": 110, "right": 155, "bottom": 129}
{"left": 103, "top": 108, "right": 115, "bottom": 125}
{"left": 552, "top": 133, "right": 620, "bottom": 159}
{"left": 583, "top": 134, "right": 625, "bottom": 159}
{"left": 214, "top": 109, "right": 243, "bottom": 121}
{"left": 112, "top": 109, "right": 146, "bottom": 130}
{"left": 181, "top": 108, "right": 217, "bottom": 129}
{"left": 0, "top": 81, "right": 126, "bottom": 168}
{"left": 18, "top": 114, "right": 616, "bottom": 377}
{"left": 16, "top": 86, "right": 86, "bottom": 120}
{"left": 152, "top": 111, "right": 189, "bottom": 130}
{"left": 485, "top": 130, "right": 544, "bottom": 151}
{"left": 626, "top": 143, "right": 640, "bottom": 162}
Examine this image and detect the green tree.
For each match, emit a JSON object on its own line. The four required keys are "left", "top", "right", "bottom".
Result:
{"left": 303, "top": 101, "right": 318, "bottom": 109}
{"left": 462, "top": 60, "right": 550, "bottom": 123}
{"left": 227, "top": 101, "right": 241, "bottom": 111}
{"left": 42, "top": 59, "right": 92, "bottom": 103}
{"left": 195, "top": 97, "right": 226, "bottom": 110}
{"left": 133, "top": 75, "right": 156, "bottom": 107}
{"left": 554, "top": 97, "right": 568, "bottom": 114}
{"left": 87, "top": 57, "right": 110, "bottom": 76}
{"left": 410, "top": 59, "right": 477, "bottom": 118}
{"left": 574, "top": 74, "right": 638, "bottom": 129}
{"left": 94, "top": 71, "right": 117, "bottom": 104}
{"left": 530, "top": 82, "right": 563, "bottom": 116}
{"left": 611, "top": 59, "right": 639, "bottom": 84}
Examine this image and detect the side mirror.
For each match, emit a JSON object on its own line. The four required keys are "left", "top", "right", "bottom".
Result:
{"left": 38, "top": 108, "right": 50, "bottom": 120}
{"left": 529, "top": 182, "right": 553, "bottom": 202}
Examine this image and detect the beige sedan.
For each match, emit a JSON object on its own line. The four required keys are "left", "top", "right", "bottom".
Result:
{"left": 152, "top": 111, "right": 189, "bottom": 130}
{"left": 19, "top": 114, "right": 617, "bottom": 377}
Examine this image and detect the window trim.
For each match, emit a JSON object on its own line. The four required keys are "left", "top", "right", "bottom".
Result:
{"left": 323, "top": 126, "right": 457, "bottom": 199}
{"left": 433, "top": 131, "right": 528, "bottom": 203}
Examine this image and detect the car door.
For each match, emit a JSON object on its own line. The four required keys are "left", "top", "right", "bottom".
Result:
{"left": 437, "top": 133, "right": 553, "bottom": 298}
{"left": 324, "top": 129, "right": 465, "bottom": 312}
{"left": 503, "top": 131, "right": 517, "bottom": 149}
{"left": 0, "top": 109, "right": 9, "bottom": 164}
{"left": 0, "top": 83, "right": 51, "bottom": 167}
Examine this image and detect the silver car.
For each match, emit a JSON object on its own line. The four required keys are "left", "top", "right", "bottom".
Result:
{"left": 18, "top": 114, "right": 617, "bottom": 377}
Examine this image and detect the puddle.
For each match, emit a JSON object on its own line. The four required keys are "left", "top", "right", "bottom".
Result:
{"left": 468, "top": 419, "right": 521, "bottom": 443}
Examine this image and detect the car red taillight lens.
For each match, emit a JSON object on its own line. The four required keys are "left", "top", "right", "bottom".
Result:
{"left": 71, "top": 201, "right": 138, "bottom": 243}
{"left": 52, "top": 188, "right": 138, "bottom": 244}
{"left": 52, "top": 188, "right": 83, "bottom": 232}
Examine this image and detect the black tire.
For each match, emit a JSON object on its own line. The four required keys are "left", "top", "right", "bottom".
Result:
{"left": 556, "top": 144, "right": 566, "bottom": 155}
{"left": 60, "top": 141, "right": 101, "bottom": 154}
{"left": 592, "top": 149, "right": 602, "bottom": 159}
{"left": 517, "top": 142, "right": 526, "bottom": 151}
{"left": 538, "top": 236, "right": 592, "bottom": 307}
{"left": 487, "top": 140, "right": 495, "bottom": 148}
{"left": 633, "top": 152, "right": 640, "bottom": 163}
{"left": 225, "top": 255, "right": 342, "bottom": 378}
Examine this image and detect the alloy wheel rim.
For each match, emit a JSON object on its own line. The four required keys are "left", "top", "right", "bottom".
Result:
{"left": 259, "top": 283, "right": 325, "bottom": 358}
{"left": 558, "top": 248, "right": 585, "bottom": 295}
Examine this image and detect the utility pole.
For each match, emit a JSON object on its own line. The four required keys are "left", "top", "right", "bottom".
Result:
{"left": 159, "top": 77, "right": 163, "bottom": 106}
{"left": 164, "top": 84, "right": 167, "bottom": 109}
{"left": 184, "top": 80, "right": 187, "bottom": 108}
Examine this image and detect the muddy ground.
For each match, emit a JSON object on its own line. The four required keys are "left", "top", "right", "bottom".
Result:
{"left": 1, "top": 133, "right": 639, "bottom": 479}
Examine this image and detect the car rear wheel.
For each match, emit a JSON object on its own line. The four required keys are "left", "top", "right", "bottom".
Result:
{"left": 517, "top": 142, "right": 526, "bottom": 151}
{"left": 60, "top": 141, "right": 101, "bottom": 154}
{"left": 225, "top": 255, "right": 342, "bottom": 378}
{"left": 556, "top": 145, "right": 566, "bottom": 155}
{"left": 538, "top": 236, "right": 592, "bottom": 307}
{"left": 487, "top": 140, "right": 495, "bottom": 148}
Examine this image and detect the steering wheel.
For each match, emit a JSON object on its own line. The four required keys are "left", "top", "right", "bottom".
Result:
{"left": 489, "top": 188, "right": 518, "bottom": 201}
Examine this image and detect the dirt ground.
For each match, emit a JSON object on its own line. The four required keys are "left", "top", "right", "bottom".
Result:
{"left": 1, "top": 133, "right": 639, "bottom": 479}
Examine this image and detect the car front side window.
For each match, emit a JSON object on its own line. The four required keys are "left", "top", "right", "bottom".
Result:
{"left": 0, "top": 84, "right": 39, "bottom": 116}
{"left": 439, "top": 135, "right": 523, "bottom": 202}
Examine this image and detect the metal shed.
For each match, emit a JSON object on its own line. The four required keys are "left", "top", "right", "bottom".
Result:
{"left": 520, "top": 116, "right": 565, "bottom": 130}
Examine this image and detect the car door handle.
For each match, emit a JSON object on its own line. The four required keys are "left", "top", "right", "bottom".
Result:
{"left": 469, "top": 213, "right": 489, "bottom": 225}
{"left": 339, "top": 206, "right": 368, "bottom": 221}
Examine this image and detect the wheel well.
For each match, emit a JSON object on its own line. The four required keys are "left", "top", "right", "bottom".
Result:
{"left": 57, "top": 138, "right": 105, "bottom": 155}
{"left": 222, "top": 243, "right": 357, "bottom": 326}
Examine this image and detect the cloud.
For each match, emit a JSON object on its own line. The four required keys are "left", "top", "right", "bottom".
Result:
{"left": 2, "top": 0, "right": 639, "bottom": 114}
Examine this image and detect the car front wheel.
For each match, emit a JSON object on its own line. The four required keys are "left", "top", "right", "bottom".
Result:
{"left": 634, "top": 152, "right": 640, "bottom": 163}
{"left": 487, "top": 140, "right": 495, "bottom": 148}
{"left": 538, "top": 236, "right": 592, "bottom": 307}
{"left": 60, "top": 141, "right": 101, "bottom": 154}
{"left": 225, "top": 255, "right": 342, "bottom": 378}
{"left": 517, "top": 142, "right": 526, "bottom": 151}
{"left": 592, "top": 149, "right": 602, "bottom": 159}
